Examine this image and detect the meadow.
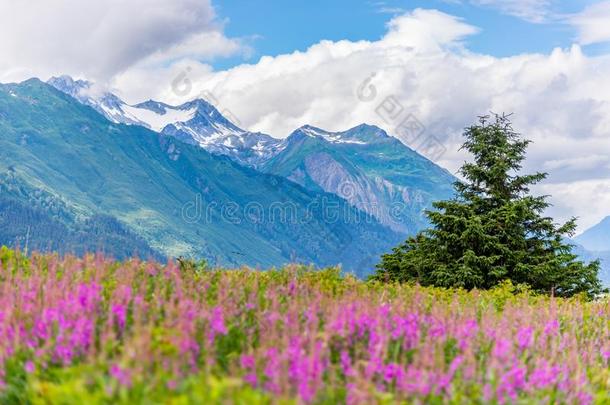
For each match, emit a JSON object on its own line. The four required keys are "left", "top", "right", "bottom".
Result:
{"left": 0, "top": 247, "right": 608, "bottom": 404}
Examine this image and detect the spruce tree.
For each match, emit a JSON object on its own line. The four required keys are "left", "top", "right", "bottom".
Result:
{"left": 374, "top": 114, "right": 603, "bottom": 298}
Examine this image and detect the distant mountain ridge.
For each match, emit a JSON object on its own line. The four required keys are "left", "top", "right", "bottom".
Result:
{"left": 575, "top": 216, "right": 610, "bottom": 252}
{"left": 48, "top": 76, "right": 456, "bottom": 235}
{"left": 260, "top": 124, "right": 456, "bottom": 234}
{"left": 47, "top": 76, "right": 285, "bottom": 167}
{"left": 572, "top": 217, "right": 610, "bottom": 286}
{"left": 1, "top": 78, "right": 402, "bottom": 274}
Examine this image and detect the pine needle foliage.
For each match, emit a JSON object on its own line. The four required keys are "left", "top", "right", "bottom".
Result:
{"left": 373, "top": 114, "right": 604, "bottom": 298}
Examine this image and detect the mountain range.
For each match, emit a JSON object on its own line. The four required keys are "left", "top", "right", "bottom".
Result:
{"left": 47, "top": 76, "right": 455, "bottom": 235}
{"left": 47, "top": 76, "right": 285, "bottom": 167}
{"left": 1, "top": 75, "right": 607, "bottom": 282}
{"left": 0, "top": 76, "right": 454, "bottom": 275}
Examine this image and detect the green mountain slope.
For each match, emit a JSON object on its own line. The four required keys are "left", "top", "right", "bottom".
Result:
{"left": 0, "top": 79, "right": 400, "bottom": 274}
{"left": 261, "top": 125, "right": 456, "bottom": 235}
{"left": 0, "top": 172, "right": 162, "bottom": 260}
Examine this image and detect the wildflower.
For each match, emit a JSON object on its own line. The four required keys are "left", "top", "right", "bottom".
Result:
{"left": 516, "top": 327, "right": 533, "bottom": 350}
{"left": 111, "top": 304, "right": 127, "bottom": 330}
{"left": 528, "top": 361, "right": 561, "bottom": 389}
{"left": 110, "top": 364, "right": 131, "bottom": 387}
{"left": 543, "top": 319, "right": 560, "bottom": 336}
{"left": 24, "top": 361, "right": 35, "bottom": 374}
{"left": 383, "top": 363, "right": 404, "bottom": 383}
{"left": 240, "top": 354, "right": 256, "bottom": 369}
{"left": 340, "top": 350, "right": 354, "bottom": 377}
{"left": 166, "top": 380, "right": 178, "bottom": 390}
{"left": 263, "top": 348, "right": 281, "bottom": 394}
{"left": 492, "top": 338, "right": 512, "bottom": 360}
{"left": 496, "top": 365, "right": 526, "bottom": 403}
{"left": 210, "top": 306, "right": 227, "bottom": 336}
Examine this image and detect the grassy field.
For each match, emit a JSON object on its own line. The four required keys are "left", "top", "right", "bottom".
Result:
{"left": 0, "top": 247, "right": 608, "bottom": 404}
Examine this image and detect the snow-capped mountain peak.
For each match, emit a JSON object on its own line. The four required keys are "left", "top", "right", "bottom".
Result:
{"left": 291, "top": 123, "right": 390, "bottom": 145}
{"left": 47, "top": 75, "right": 92, "bottom": 99}
{"left": 47, "top": 76, "right": 284, "bottom": 167}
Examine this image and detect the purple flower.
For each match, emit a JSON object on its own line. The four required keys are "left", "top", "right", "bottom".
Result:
{"left": 111, "top": 304, "right": 127, "bottom": 330}
{"left": 207, "top": 306, "right": 228, "bottom": 343}
{"left": 110, "top": 364, "right": 131, "bottom": 387}
{"left": 516, "top": 327, "right": 533, "bottom": 350}
{"left": 24, "top": 361, "right": 35, "bottom": 373}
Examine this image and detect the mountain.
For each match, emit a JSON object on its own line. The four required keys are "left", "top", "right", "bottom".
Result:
{"left": 0, "top": 78, "right": 401, "bottom": 275}
{"left": 49, "top": 76, "right": 457, "bottom": 236}
{"left": 47, "top": 76, "right": 284, "bottom": 167}
{"left": 0, "top": 172, "right": 162, "bottom": 260}
{"left": 572, "top": 217, "right": 610, "bottom": 287}
{"left": 260, "top": 125, "right": 456, "bottom": 234}
{"left": 570, "top": 241, "right": 610, "bottom": 287}
{"left": 575, "top": 216, "right": 610, "bottom": 252}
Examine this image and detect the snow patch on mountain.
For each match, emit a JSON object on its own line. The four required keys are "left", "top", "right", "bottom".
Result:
{"left": 122, "top": 104, "right": 197, "bottom": 132}
{"left": 48, "top": 76, "right": 393, "bottom": 169}
{"left": 48, "top": 75, "right": 286, "bottom": 167}
{"left": 296, "top": 124, "right": 389, "bottom": 145}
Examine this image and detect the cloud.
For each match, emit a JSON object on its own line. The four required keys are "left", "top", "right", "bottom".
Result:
{"left": 539, "top": 179, "right": 610, "bottom": 232}
{"left": 0, "top": 0, "right": 244, "bottom": 82}
{"left": 568, "top": 1, "right": 610, "bottom": 45}
{"left": 445, "top": 0, "right": 554, "bottom": 23}
{"left": 108, "top": 8, "right": 610, "bottom": 230}
{"left": 471, "top": 0, "right": 553, "bottom": 22}
{"left": 1, "top": 4, "right": 608, "bottom": 230}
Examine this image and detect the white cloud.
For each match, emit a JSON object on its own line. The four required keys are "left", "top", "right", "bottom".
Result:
{"left": 472, "top": 0, "right": 553, "bottom": 22}
{"left": 0, "top": 0, "right": 244, "bottom": 82}
{"left": 109, "top": 8, "right": 610, "bottom": 230}
{"left": 446, "top": 0, "right": 554, "bottom": 22}
{"left": 538, "top": 179, "right": 610, "bottom": 232}
{"left": 1, "top": 4, "right": 608, "bottom": 231}
{"left": 568, "top": 1, "right": 610, "bottom": 45}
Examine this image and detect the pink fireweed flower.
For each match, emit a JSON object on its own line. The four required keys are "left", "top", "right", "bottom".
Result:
{"left": 240, "top": 354, "right": 256, "bottom": 369}
{"left": 110, "top": 364, "right": 131, "bottom": 387}
{"left": 391, "top": 313, "right": 419, "bottom": 349}
{"left": 54, "top": 345, "right": 74, "bottom": 365}
{"left": 496, "top": 364, "right": 526, "bottom": 403}
{"left": 435, "top": 355, "right": 464, "bottom": 394}
{"left": 263, "top": 348, "right": 281, "bottom": 394}
{"left": 456, "top": 318, "right": 478, "bottom": 350}
{"left": 383, "top": 363, "right": 405, "bottom": 383}
{"left": 111, "top": 304, "right": 127, "bottom": 330}
{"left": 244, "top": 372, "right": 257, "bottom": 387}
{"left": 365, "top": 355, "right": 383, "bottom": 379}
{"left": 543, "top": 319, "right": 560, "bottom": 336}
{"left": 427, "top": 317, "right": 446, "bottom": 339}
{"left": 340, "top": 350, "right": 354, "bottom": 377}
{"left": 398, "top": 367, "right": 431, "bottom": 396}
{"left": 288, "top": 280, "right": 296, "bottom": 295}
{"left": 207, "top": 306, "right": 228, "bottom": 344}
{"left": 24, "top": 361, "right": 35, "bottom": 374}
{"left": 240, "top": 354, "right": 258, "bottom": 387}
{"left": 516, "top": 327, "right": 533, "bottom": 350}
{"left": 528, "top": 361, "right": 561, "bottom": 390}
{"left": 492, "top": 338, "right": 512, "bottom": 360}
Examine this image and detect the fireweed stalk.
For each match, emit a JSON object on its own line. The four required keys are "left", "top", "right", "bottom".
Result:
{"left": 0, "top": 247, "right": 608, "bottom": 404}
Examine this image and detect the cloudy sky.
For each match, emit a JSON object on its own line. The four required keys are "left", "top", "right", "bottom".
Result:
{"left": 1, "top": 0, "right": 609, "bottom": 232}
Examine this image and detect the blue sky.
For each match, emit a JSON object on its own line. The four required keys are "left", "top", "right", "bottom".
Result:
{"left": 214, "top": 0, "right": 600, "bottom": 70}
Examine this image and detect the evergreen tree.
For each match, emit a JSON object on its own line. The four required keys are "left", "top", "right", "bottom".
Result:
{"left": 373, "top": 114, "right": 604, "bottom": 298}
